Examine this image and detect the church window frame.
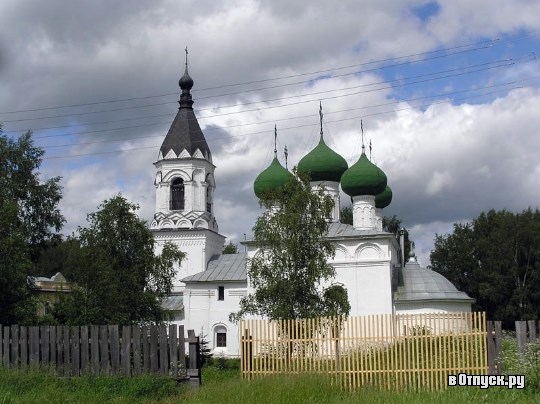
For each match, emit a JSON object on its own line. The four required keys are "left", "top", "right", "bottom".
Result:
{"left": 218, "top": 286, "right": 224, "bottom": 301}
{"left": 214, "top": 324, "right": 227, "bottom": 348}
{"left": 170, "top": 177, "right": 185, "bottom": 210}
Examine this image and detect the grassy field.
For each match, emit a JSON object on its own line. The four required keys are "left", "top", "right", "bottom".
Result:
{"left": 0, "top": 365, "right": 538, "bottom": 404}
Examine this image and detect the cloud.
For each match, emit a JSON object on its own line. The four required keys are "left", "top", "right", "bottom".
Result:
{"left": 1, "top": 0, "right": 540, "bottom": 270}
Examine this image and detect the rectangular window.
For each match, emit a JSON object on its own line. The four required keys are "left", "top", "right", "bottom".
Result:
{"left": 218, "top": 286, "right": 224, "bottom": 301}
{"left": 216, "top": 332, "right": 226, "bottom": 347}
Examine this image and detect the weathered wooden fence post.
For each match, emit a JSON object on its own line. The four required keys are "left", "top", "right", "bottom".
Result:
{"left": 487, "top": 321, "right": 502, "bottom": 374}
{"left": 186, "top": 329, "right": 201, "bottom": 387}
{"left": 528, "top": 320, "right": 537, "bottom": 343}
{"left": 516, "top": 320, "right": 528, "bottom": 356}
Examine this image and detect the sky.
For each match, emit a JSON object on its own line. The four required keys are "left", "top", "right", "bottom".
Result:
{"left": 1, "top": 0, "right": 540, "bottom": 266}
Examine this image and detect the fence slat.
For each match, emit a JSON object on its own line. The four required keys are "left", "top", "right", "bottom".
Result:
{"left": 41, "top": 326, "right": 50, "bottom": 366}
{"left": 109, "top": 325, "right": 120, "bottom": 374}
{"left": 142, "top": 325, "right": 150, "bottom": 373}
{"left": 150, "top": 325, "right": 158, "bottom": 373}
{"left": 2, "top": 326, "right": 8, "bottom": 367}
{"left": 29, "top": 326, "right": 39, "bottom": 365}
{"left": 63, "top": 326, "right": 70, "bottom": 376}
{"left": 169, "top": 324, "right": 178, "bottom": 377}
{"left": 121, "top": 325, "right": 131, "bottom": 377}
{"left": 49, "top": 326, "right": 56, "bottom": 369}
{"left": 178, "top": 325, "right": 185, "bottom": 377}
{"left": 71, "top": 326, "right": 80, "bottom": 376}
{"left": 528, "top": 320, "right": 537, "bottom": 343}
{"left": 80, "top": 326, "right": 89, "bottom": 374}
{"left": 20, "top": 326, "right": 27, "bottom": 367}
{"left": 516, "top": 320, "right": 527, "bottom": 355}
{"left": 159, "top": 324, "right": 168, "bottom": 375}
{"left": 56, "top": 326, "right": 64, "bottom": 376}
{"left": 99, "top": 325, "right": 109, "bottom": 375}
{"left": 132, "top": 326, "right": 141, "bottom": 375}
{"left": 11, "top": 325, "right": 19, "bottom": 368}
{"left": 187, "top": 329, "right": 201, "bottom": 386}
{"left": 91, "top": 325, "right": 99, "bottom": 374}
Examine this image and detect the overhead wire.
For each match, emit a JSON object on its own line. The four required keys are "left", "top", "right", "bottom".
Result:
{"left": 3, "top": 27, "right": 539, "bottom": 117}
{"left": 41, "top": 81, "right": 538, "bottom": 160}
{"left": 28, "top": 76, "right": 540, "bottom": 144}
{"left": 0, "top": 39, "right": 500, "bottom": 116}
{"left": 4, "top": 56, "right": 519, "bottom": 127}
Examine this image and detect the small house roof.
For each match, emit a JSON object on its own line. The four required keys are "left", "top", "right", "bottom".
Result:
{"left": 182, "top": 253, "right": 247, "bottom": 283}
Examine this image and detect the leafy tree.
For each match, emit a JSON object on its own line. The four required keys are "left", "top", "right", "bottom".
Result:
{"left": 0, "top": 129, "right": 64, "bottom": 324}
{"left": 231, "top": 169, "right": 350, "bottom": 322}
{"left": 430, "top": 208, "right": 540, "bottom": 327}
{"left": 222, "top": 241, "right": 238, "bottom": 254}
{"left": 54, "top": 195, "right": 185, "bottom": 325}
{"left": 31, "top": 236, "right": 81, "bottom": 279}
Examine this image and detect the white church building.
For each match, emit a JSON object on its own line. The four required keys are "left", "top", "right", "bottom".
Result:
{"left": 150, "top": 62, "right": 474, "bottom": 357}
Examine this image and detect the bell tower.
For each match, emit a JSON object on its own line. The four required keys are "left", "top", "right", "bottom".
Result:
{"left": 151, "top": 50, "right": 225, "bottom": 291}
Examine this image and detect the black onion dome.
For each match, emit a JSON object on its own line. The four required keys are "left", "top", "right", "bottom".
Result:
{"left": 179, "top": 70, "right": 194, "bottom": 90}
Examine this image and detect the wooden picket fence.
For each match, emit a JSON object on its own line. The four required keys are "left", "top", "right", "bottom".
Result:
{"left": 241, "top": 312, "right": 487, "bottom": 390}
{"left": 487, "top": 319, "right": 540, "bottom": 374}
{"left": 0, "top": 324, "right": 201, "bottom": 384}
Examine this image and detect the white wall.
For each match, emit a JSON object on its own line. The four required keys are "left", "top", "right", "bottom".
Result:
{"left": 182, "top": 281, "right": 247, "bottom": 357}
{"left": 153, "top": 229, "right": 225, "bottom": 292}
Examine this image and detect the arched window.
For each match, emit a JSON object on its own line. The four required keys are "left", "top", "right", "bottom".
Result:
{"left": 206, "top": 186, "right": 212, "bottom": 213}
{"left": 214, "top": 325, "right": 227, "bottom": 348}
{"left": 170, "top": 178, "right": 184, "bottom": 210}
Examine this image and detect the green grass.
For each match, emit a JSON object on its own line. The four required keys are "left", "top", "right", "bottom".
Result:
{"left": 0, "top": 366, "right": 185, "bottom": 403}
{"left": 1, "top": 366, "right": 538, "bottom": 404}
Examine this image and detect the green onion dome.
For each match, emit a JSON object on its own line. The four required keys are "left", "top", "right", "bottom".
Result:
{"left": 253, "top": 157, "right": 292, "bottom": 198}
{"left": 297, "top": 138, "right": 348, "bottom": 182}
{"left": 375, "top": 185, "right": 392, "bottom": 209}
{"left": 341, "top": 152, "right": 387, "bottom": 196}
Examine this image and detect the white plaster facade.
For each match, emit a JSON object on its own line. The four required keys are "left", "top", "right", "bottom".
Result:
{"left": 182, "top": 282, "right": 246, "bottom": 356}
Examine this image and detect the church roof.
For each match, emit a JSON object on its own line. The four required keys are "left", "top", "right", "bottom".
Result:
{"left": 161, "top": 294, "right": 184, "bottom": 311}
{"left": 159, "top": 56, "right": 211, "bottom": 161}
{"left": 253, "top": 157, "right": 292, "bottom": 199}
{"left": 375, "top": 185, "right": 393, "bottom": 209}
{"left": 325, "top": 222, "right": 391, "bottom": 238}
{"left": 182, "top": 253, "right": 247, "bottom": 283}
{"left": 241, "top": 222, "right": 393, "bottom": 246}
{"left": 159, "top": 108, "right": 211, "bottom": 160}
{"left": 394, "top": 257, "right": 474, "bottom": 303}
{"left": 341, "top": 152, "right": 387, "bottom": 197}
{"left": 297, "top": 137, "right": 348, "bottom": 182}
{"left": 297, "top": 103, "right": 348, "bottom": 182}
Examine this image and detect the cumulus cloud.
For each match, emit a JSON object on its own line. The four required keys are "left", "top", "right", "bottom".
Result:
{"left": 1, "top": 0, "right": 540, "bottom": 265}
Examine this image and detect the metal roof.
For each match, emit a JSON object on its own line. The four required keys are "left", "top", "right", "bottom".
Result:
{"left": 160, "top": 107, "right": 211, "bottom": 160}
{"left": 394, "top": 258, "right": 474, "bottom": 303}
{"left": 182, "top": 253, "right": 247, "bottom": 283}
{"left": 161, "top": 294, "right": 184, "bottom": 311}
{"left": 325, "top": 222, "right": 391, "bottom": 238}
{"left": 159, "top": 70, "right": 211, "bottom": 160}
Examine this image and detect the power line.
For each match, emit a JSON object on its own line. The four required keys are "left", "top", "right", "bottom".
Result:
{"left": 0, "top": 39, "right": 500, "bottom": 116}
{"left": 34, "top": 79, "right": 534, "bottom": 144}
{"left": 3, "top": 57, "right": 517, "bottom": 126}
{"left": 42, "top": 83, "right": 537, "bottom": 160}
{"left": 4, "top": 27, "right": 539, "bottom": 117}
